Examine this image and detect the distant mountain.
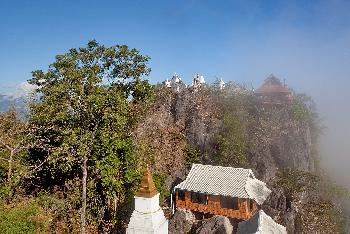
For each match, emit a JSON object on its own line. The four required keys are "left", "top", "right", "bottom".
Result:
{"left": 0, "top": 81, "right": 36, "bottom": 113}
{"left": 0, "top": 95, "right": 13, "bottom": 112}
{"left": 0, "top": 95, "right": 27, "bottom": 113}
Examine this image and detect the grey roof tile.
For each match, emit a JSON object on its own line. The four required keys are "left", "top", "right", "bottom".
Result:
{"left": 174, "top": 164, "right": 271, "bottom": 205}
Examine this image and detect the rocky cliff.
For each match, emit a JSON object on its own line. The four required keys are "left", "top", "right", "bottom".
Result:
{"left": 133, "top": 83, "right": 346, "bottom": 233}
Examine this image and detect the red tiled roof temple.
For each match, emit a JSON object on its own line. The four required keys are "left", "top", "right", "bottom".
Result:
{"left": 255, "top": 75, "right": 291, "bottom": 94}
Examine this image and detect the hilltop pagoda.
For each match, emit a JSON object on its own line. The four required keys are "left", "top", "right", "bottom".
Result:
{"left": 255, "top": 75, "right": 293, "bottom": 104}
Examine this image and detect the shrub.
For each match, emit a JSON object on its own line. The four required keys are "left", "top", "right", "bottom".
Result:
{"left": 0, "top": 199, "right": 51, "bottom": 234}
{"left": 153, "top": 172, "right": 170, "bottom": 204}
{"left": 290, "top": 99, "right": 312, "bottom": 122}
{"left": 184, "top": 146, "right": 201, "bottom": 170}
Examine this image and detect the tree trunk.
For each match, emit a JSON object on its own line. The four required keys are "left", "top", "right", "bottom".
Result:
{"left": 81, "top": 158, "right": 88, "bottom": 234}
{"left": 8, "top": 150, "right": 13, "bottom": 185}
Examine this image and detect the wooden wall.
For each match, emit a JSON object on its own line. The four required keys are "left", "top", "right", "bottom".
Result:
{"left": 175, "top": 191, "right": 257, "bottom": 220}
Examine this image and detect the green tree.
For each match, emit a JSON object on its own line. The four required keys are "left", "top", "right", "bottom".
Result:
{"left": 277, "top": 168, "right": 319, "bottom": 196}
{"left": 213, "top": 83, "right": 251, "bottom": 167}
{"left": 28, "top": 40, "right": 153, "bottom": 233}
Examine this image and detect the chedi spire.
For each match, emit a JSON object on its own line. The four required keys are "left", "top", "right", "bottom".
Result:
{"left": 126, "top": 166, "right": 168, "bottom": 234}
{"left": 136, "top": 166, "right": 158, "bottom": 198}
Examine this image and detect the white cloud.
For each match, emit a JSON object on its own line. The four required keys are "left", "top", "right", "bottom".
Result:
{"left": 0, "top": 81, "right": 37, "bottom": 99}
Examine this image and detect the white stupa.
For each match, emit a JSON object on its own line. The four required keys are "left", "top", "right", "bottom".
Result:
{"left": 218, "top": 78, "right": 225, "bottom": 90}
{"left": 198, "top": 75, "right": 205, "bottom": 84}
{"left": 172, "top": 73, "right": 181, "bottom": 83}
{"left": 126, "top": 167, "right": 168, "bottom": 234}
{"left": 165, "top": 79, "right": 171, "bottom": 88}
{"left": 192, "top": 73, "right": 206, "bottom": 87}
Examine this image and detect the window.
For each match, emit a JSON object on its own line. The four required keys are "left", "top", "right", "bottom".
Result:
{"left": 250, "top": 199, "right": 254, "bottom": 211}
{"left": 191, "top": 192, "right": 207, "bottom": 204}
{"left": 220, "top": 196, "right": 239, "bottom": 210}
{"left": 178, "top": 190, "right": 185, "bottom": 201}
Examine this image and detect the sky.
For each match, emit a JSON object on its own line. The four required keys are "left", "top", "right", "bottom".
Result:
{"left": 0, "top": 1, "right": 349, "bottom": 187}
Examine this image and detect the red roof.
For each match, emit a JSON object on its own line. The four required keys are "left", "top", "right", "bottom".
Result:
{"left": 256, "top": 75, "right": 291, "bottom": 94}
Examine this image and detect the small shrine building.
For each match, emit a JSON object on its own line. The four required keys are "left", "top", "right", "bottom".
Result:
{"left": 255, "top": 75, "right": 293, "bottom": 104}
{"left": 172, "top": 164, "right": 271, "bottom": 221}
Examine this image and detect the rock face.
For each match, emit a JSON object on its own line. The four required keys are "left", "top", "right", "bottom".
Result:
{"left": 133, "top": 86, "right": 221, "bottom": 189}
{"left": 195, "top": 216, "right": 233, "bottom": 234}
{"left": 169, "top": 209, "right": 196, "bottom": 234}
{"left": 247, "top": 105, "right": 314, "bottom": 181}
{"left": 135, "top": 84, "right": 328, "bottom": 233}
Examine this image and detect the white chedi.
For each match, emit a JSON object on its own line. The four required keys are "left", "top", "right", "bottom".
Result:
{"left": 198, "top": 75, "right": 205, "bottom": 84}
{"left": 218, "top": 78, "right": 225, "bottom": 90}
{"left": 172, "top": 73, "right": 181, "bottom": 83}
{"left": 192, "top": 73, "right": 206, "bottom": 87}
{"left": 126, "top": 167, "right": 168, "bottom": 234}
{"left": 165, "top": 79, "right": 171, "bottom": 88}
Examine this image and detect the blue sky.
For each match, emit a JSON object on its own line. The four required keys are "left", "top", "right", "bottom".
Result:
{"left": 1, "top": 0, "right": 348, "bottom": 86}
{"left": 1, "top": 0, "right": 350, "bottom": 186}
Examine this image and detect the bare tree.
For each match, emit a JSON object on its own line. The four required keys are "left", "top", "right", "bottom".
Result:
{"left": 0, "top": 107, "right": 28, "bottom": 186}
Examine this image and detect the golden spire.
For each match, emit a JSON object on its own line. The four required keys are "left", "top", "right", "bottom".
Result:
{"left": 136, "top": 166, "right": 158, "bottom": 198}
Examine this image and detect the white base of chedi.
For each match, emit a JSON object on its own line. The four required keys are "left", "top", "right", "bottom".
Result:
{"left": 126, "top": 194, "right": 168, "bottom": 234}
{"left": 126, "top": 167, "right": 168, "bottom": 234}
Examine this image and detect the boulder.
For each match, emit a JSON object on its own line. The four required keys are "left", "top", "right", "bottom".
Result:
{"left": 169, "top": 209, "right": 196, "bottom": 234}
{"left": 195, "top": 215, "right": 233, "bottom": 234}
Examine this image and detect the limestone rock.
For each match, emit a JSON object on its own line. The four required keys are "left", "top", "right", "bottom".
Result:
{"left": 169, "top": 209, "right": 196, "bottom": 234}
{"left": 195, "top": 216, "right": 233, "bottom": 234}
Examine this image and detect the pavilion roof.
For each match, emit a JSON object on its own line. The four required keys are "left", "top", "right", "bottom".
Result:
{"left": 174, "top": 164, "right": 271, "bottom": 205}
{"left": 256, "top": 75, "right": 291, "bottom": 94}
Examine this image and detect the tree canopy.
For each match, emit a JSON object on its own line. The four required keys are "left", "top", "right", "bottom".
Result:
{"left": 28, "top": 40, "right": 154, "bottom": 232}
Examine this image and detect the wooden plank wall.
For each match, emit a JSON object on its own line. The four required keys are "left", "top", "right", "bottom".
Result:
{"left": 176, "top": 191, "right": 257, "bottom": 220}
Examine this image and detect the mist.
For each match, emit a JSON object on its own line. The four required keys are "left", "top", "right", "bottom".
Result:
{"left": 218, "top": 0, "right": 350, "bottom": 214}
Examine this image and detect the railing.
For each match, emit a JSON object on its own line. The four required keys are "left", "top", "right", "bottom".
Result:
{"left": 176, "top": 192, "right": 257, "bottom": 220}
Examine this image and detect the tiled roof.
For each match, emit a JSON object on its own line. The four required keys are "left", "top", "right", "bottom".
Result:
{"left": 256, "top": 75, "right": 291, "bottom": 94}
{"left": 237, "top": 210, "right": 287, "bottom": 234}
{"left": 174, "top": 164, "right": 271, "bottom": 205}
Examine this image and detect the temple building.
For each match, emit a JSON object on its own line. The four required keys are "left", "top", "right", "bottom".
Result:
{"left": 172, "top": 164, "right": 271, "bottom": 220}
{"left": 165, "top": 79, "right": 171, "bottom": 88}
{"left": 192, "top": 73, "right": 206, "bottom": 87}
{"left": 255, "top": 75, "right": 293, "bottom": 104}
{"left": 237, "top": 210, "right": 287, "bottom": 234}
{"left": 218, "top": 78, "right": 225, "bottom": 90}
{"left": 171, "top": 72, "right": 182, "bottom": 84}
{"left": 164, "top": 72, "right": 186, "bottom": 92}
{"left": 126, "top": 167, "right": 168, "bottom": 234}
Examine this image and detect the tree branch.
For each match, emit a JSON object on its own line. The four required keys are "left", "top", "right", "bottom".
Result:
{"left": 0, "top": 139, "right": 13, "bottom": 152}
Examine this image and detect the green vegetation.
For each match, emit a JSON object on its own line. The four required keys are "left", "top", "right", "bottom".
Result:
{"left": 277, "top": 169, "right": 348, "bottom": 233}
{"left": 0, "top": 41, "right": 347, "bottom": 233}
{"left": 0, "top": 40, "right": 154, "bottom": 233}
{"left": 184, "top": 146, "right": 201, "bottom": 170}
{"left": 213, "top": 84, "right": 250, "bottom": 167}
{"left": 276, "top": 168, "right": 319, "bottom": 198}
{"left": 0, "top": 108, "right": 29, "bottom": 200}
{"left": 296, "top": 200, "right": 347, "bottom": 234}
{"left": 0, "top": 199, "right": 51, "bottom": 234}
{"left": 290, "top": 95, "right": 313, "bottom": 122}
{"left": 153, "top": 172, "right": 170, "bottom": 204}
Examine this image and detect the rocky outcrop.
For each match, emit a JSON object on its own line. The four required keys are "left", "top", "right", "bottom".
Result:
{"left": 169, "top": 209, "right": 196, "bottom": 234}
{"left": 135, "top": 84, "right": 331, "bottom": 233}
{"left": 247, "top": 105, "right": 314, "bottom": 181}
{"left": 133, "top": 86, "right": 221, "bottom": 188}
{"left": 195, "top": 216, "right": 234, "bottom": 234}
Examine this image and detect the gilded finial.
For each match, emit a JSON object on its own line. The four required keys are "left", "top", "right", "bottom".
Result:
{"left": 136, "top": 165, "right": 158, "bottom": 198}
